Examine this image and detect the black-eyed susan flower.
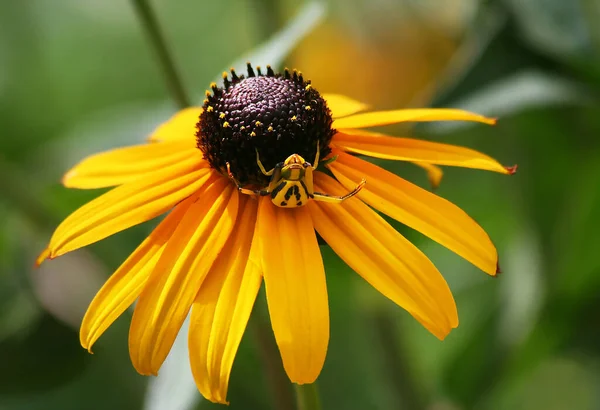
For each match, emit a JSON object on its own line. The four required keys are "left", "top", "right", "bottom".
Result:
{"left": 37, "top": 63, "right": 514, "bottom": 404}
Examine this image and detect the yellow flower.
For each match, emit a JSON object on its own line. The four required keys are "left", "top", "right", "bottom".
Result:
{"left": 37, "top": 64, "right": 513, "bottom": 404}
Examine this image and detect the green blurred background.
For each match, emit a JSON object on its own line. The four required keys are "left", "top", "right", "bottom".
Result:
{"left": 1, "top": 0, "right": 600, "bottom": 409}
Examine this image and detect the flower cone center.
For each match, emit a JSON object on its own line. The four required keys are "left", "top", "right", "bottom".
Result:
{"left": 197, "top": 64, "right": 334, "bottom": 186}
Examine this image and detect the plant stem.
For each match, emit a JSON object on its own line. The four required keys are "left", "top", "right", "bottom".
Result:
{"left": 251, "top": 296, "right": 295, "bottom": 410}
{"left": 372, "top": 310, "right": 425, "bottom": 409}
{"left": 131, "top": 0, "right": 191, "bottom": 109}
{"left": 294, "top": 383, "right": 322, "bottom": 410}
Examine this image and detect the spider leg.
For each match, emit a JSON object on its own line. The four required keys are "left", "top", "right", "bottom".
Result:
{"left": 256, "top": 149, "right": 275, "bottom": 176}
{"left": 227, "top": 162, "right": 271, "bottom": 196}
{"left": 312, "top": 179, "right": 366, "bottom": 203}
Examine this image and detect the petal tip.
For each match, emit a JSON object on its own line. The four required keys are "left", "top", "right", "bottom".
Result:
{"left": 135, "top": 368, "right": 157, "bottom": 377}
{"left": 35, "top": 248, "right": 51, "bottom": 267}
{"left": 479, "top": 259, "right": 500, "bottom": 277}
{"left": 435, "top": 316, "right": 459, "bottom": 340}
{"left": 505, "top": 164, "right": 518, "bottom": 175}
{"left": 130, "top": 353, "right": 156, "bottom": 377}
{"left": 209, "top": 397, "right": 230, "bottom": 405}
{"left": 434, "top": 328, "right": 453, "bottom": 341}
{"left": 61, "top": 170, "right": 76, "bottom": 186}
{"left": 495, "top": 260, "right": 502, "bottom": 276}
{"left": 79, "top": 338, "right": 94, "bottom": 354}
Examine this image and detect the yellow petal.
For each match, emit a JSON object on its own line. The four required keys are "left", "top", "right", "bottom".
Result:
{"left": 35, "top": 248, "right": 50, "bottom": 267}
{"left": 333, "top": 108, "right": 496, "bottom": 129}
{"left": 322, "top": 94, "right": 369, "bottom": 118}
{"left": 42, "top": 158, "right": 210, "bottom": 262}
{"left": 413, "top": 162, "right": 444, "bottom": 190}
{"left": 129, "top": 178, "right": 238, "bottom": 376}
{"left": 80, "top": 196, "right": 194, "bottom": 352}
{"left": 333, "top": 131, "right": 511, "bottom": 174}
{"left": 335, "top": 128, "right": 499, "bottom": 184}
{"left": 309, "top": 172, "right": 458, "bottom": 339}
{"left": 257, "top": 197, "right": 329, "bottom": 384}
{"left": 63, "top": 140, "right": 203, "bottom": 189}
{"left": 328, "top": 151, "right": 499, "bottom": 275}
{"left": 189, "top": 196, "right": 261, "bottom": 404}
{"left": 148, "top": 107, "right": 203, "bottom": 144}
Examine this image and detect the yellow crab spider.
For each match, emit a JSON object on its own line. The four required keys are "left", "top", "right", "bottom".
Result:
{"left": 226, "top": 145, "right": 366, "bottom": 208}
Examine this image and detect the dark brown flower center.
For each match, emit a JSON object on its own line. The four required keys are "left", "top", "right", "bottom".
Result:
{"left": 196, "top": 63, "right": 334, "bottom": 186}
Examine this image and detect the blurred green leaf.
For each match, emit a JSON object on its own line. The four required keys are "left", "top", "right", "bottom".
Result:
{"left": 440, "top": 282, "right": 502, "bottom": 407}
{"left": 489, "top": 357, "right": 597, "bottom": 410}
{"left": 505, "top": 0, "right": 593, "bottom": 59}
{"left": 497, "top": 227, "right": 544, "bottom": 348}
{"left": 0, "top": 210, "right": 43, "bottom": 343}
{"left": 319, "top": 248, "right": 396, "bottom": 410}
{"left": 428, "top": 70, "right": 589, "bottom": 134}
{"left": 0, "top": 312, "right": 89, "bottom": 394}
{"left": 0, "top": 211, "right": 90, "bottom": 395}
{"left": 554, "top": 158, "right": 600, "bottom": 299}
{"left": 432, "top": 9, "right": 564, "bottom": 110}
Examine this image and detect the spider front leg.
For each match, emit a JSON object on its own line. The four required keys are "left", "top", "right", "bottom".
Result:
{"left": 226, "top": 162, "right": 282, "bottom": 197}
{"left": 226, "top": 163, "right": 269, "bottom": 196}
{"left": 312, "top": 145, "right": 338, "bottom": 169}
{"left": 312, "top": 178, "right": 367, "bottom": 203}
{"left": 313, "top": 143, "right": 321, "bottom": 168}
{"left": 256, "top": 149, "right": 276, "bottom": 176}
